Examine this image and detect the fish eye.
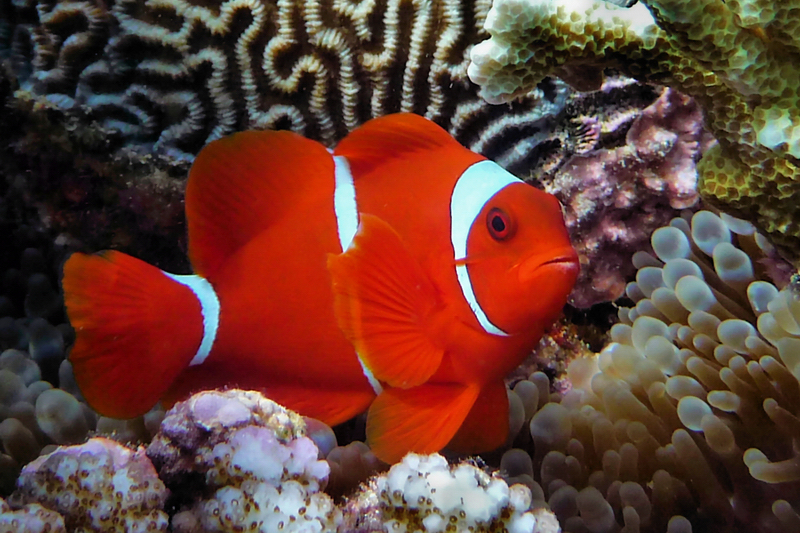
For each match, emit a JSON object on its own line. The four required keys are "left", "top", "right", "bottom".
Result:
{"left": 487, "top": 207, "right": 514, "bottom": 241}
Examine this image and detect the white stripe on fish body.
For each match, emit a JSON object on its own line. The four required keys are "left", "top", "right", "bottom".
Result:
{"left": 163, "top": 273, "right": 220, "bottom": 366}
{"left": 356, "top": 353, "right": 383, "bottom": 395}
{"left": 332, "top": 153, "right": 383, "bottom": 395}
{"left": 450, "top": 160, "right": 522, "bottom": 337}
{"left": 333, "top": 155, "right": 359, "bottom": 252}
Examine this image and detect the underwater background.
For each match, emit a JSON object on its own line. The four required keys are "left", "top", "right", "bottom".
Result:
{"left": 1, "top": 0, "right": 800, "bottom": 531}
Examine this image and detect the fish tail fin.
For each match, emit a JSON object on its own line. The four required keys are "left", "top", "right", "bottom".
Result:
{"left": 62, "top": 251, "right": 207, "bottom": 419}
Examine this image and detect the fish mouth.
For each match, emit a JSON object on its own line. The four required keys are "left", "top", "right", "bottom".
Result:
{"left": 517, "top": 247, "right": 580, "bottom": 284}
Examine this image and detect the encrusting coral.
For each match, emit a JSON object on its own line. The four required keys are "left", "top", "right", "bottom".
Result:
{"left": 0, "top": 497, "right": 66, "bottom": 533}
{"left": 468, "top": 0, "right": 800, "bottom": 264}
{"left": 542, "top": 84, "right": 708, "bottom": 308}
{"left": 500, "top": 210, "right": 800, "bottom": 532}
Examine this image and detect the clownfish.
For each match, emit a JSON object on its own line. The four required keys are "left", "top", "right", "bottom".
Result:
{"left": 62, "top": 114, "right": 579, "bottom": 463}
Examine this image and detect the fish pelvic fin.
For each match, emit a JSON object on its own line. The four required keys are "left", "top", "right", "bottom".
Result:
{"left": 327, "top": 213, "right": 445, "bottom": 389}
{"left": 366, "top": 383, "right": 480, "bottom": 464}
{"left": 445, "top": 380, "right": 509, "bottom": 455}
{"left": 62, "top": 251, "right": 206, "bottom": 419}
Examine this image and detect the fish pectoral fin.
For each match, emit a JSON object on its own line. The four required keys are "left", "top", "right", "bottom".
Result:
{"left": 327, "top": 213, "right": 445, "bottom": 389}
{"left": 445, "top": 380, "right": 509, "bottom": 455}
{"left": 366, "top": 383, "right": 480, "bottom": 464}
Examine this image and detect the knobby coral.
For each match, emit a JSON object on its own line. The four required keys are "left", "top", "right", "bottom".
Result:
{"left": 148, "top": 389, "right": 340, "bottom": 533}
{"left": 9, "top": 437, "right": 169, "bottom": 531}
{"left": 341, "top": 453, "right": 561, "bottom": 533}
{"left": 468, "top": 0, "right": 800, "bottom": 264}
{"left": 2, "top": 389, "right": 563, "bottom": 532}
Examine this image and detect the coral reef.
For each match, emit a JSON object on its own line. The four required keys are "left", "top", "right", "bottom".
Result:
{"left": 146, "top": 388, "right": 342, "bottom": 533}
{"left": 1, "top": 388, "right": 562, "bottom": 532}
{"left": 341, "top": 452, "right": 560, "bottom": 533}
{"left": 500, "top": 210, "right": 800, "bottom": 532}
{"left": 2, "top": 0, "right": 699, "bottom": 288}
{"left": 10, "top": 437, "right": 169, "bottom": 531}
{"left": 541, "top": 84, "right": 709, "bottom": 308}
{"left": 5, "top": 0, "right": 570, "bottom": 161}
{"left": 468, "top": 0, "right": 800, "bottom": 264}
{"left": 0, "top": 497, "right": 65, "bottom": 533}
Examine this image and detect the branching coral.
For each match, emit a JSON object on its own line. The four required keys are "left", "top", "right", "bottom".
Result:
{"left": 503, "top": 210, "right": 800, "bottom": 532}
{"left": 468, "top": 0, "right": 800, "bottom": 264}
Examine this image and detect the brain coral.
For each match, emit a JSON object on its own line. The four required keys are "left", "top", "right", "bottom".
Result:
{"left": 503, "top": 210, "right": 800, "bottom": 532}
{"left": 468, "top": 0, "right": 800, "bottom": 264}
{"left": 6, "top": 0, "right": 571, "bottom": 161}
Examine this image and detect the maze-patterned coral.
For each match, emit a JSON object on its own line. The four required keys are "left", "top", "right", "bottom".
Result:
{"left": 12, "top": 0, "right": 568, "bottom": 161}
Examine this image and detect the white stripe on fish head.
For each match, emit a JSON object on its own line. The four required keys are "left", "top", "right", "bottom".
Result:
{"left": 450, "top": 160, "right": 523, "bottom": 337}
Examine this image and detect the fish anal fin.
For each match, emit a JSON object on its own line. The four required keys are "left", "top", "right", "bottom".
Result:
{"left": 366, "top": 383, "right": 480, "bottom": 463}
{"left": 186, "top": 130, "right": 333, "bottom": 279}
{"left": 62, "top": 251, "right": 203, "bottom": 419}
{"left": 445, "top": 380, "right": 509, "bottom": 455}
{"left": 327, "top": 214, "right": 444, "bottom": 389}
{"left": 334, "top": 114, "right": 471, "bottom": 177}
{"left": 264, "top": 385, "right": 375, "bottom": 427}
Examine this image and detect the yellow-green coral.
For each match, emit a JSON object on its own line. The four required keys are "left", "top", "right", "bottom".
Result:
{"left": 468, "top": 0, "right": 800, "bottom": 263}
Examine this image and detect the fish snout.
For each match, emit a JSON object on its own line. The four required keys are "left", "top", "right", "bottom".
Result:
{"left": 517, "top": 247, "right": 580, "bottom": 285}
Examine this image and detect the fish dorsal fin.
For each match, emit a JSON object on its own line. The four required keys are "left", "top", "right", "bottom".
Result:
{"left": 327, "top": 214, "right": 445, "bottom": 389}
{"left": 333, "top": 114, "right": 461, "bottom": 177}
{"left": 186, "top": 130, "right": 333, "bottom": 279}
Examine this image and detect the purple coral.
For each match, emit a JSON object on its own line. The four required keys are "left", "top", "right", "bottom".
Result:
{"left": 147, "top": 389, "right": 340, "bottom": 532}
{"left": 9, "top": 437, "right": 168, "bottom": 532}
{"left": 545, "top": 87, "right": 713, "bottom": 308}
{"left": 0, "top": 497, "right": 66, "bottom": 533}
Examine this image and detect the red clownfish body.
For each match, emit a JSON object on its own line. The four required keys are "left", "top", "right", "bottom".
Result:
{"left": 62, "top": 114, "right": 579, "bottom": 463}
